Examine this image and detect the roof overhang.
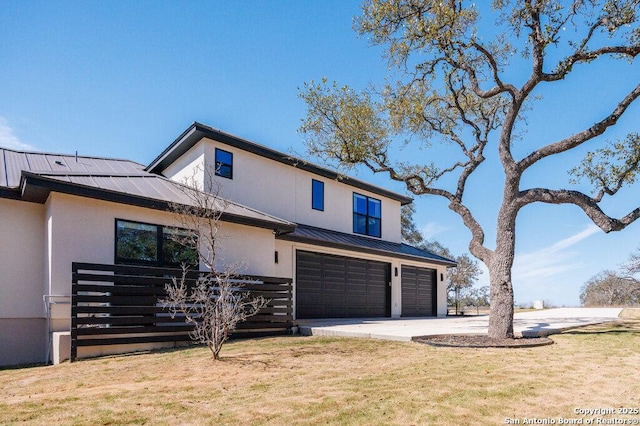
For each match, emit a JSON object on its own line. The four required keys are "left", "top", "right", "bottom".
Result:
{"left": 146, "top": 122, "right": 414, "bottom": 205}
{"left": 277, "top": 224, "right": 457, "bottom": 267}
{"left": 18, "top": 172, "right": 296, "bottom": 234}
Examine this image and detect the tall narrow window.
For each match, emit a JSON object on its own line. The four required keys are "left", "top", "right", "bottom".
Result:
{"left": 312, "top": 179, "right": 324, "bottom": 211}
{"left": 215, "top": 148, "right": 233, "bottom": 179}
{"left": 353, "top": 193, "right": 381, "bottom": 237}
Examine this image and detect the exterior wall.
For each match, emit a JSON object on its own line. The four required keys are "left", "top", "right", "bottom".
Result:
{"left": 0, "top": 198, "right": 47, "bottom": 365}
{"left": 162, "top": 140, "right": 206, "bottom": 188}
{"left": 42, "top": 192, "right": 276, "bottom": 362}
{"left": 167, "top": 138, "right": 403, "bottom": 243}
{"left": 275, "top": 239, "right": 447, "bottom": 319}
{"left": 215, "top": 222, "right": 276, "bottom": 277}
{"left": 45, "top": 193, "right": 278, "bottom": 324}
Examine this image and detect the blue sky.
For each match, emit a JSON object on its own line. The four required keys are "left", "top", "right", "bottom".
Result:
{"left": 1, "top": 1, "right": 638, "bottom": 306}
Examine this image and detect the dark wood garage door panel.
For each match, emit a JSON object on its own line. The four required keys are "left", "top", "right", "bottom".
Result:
{"left": 296, "top": 251, "right": 390, "bottom": 319}
{"left": 401, "top": 266, "right": 436, "bottom": 317}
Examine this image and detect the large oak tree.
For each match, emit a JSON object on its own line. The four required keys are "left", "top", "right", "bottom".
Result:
{"left": 299, "top": 0, "right": 640, "bottom": 338}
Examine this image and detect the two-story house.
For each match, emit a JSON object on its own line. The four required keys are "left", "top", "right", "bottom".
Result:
{"left": 0, "top": 122, "right": 455, "bottom": 366}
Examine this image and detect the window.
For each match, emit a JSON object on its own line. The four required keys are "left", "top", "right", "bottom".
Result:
{"left": 115, "top": 219, "right": 198, "bottom": 267}
{"left": 312, "top": 179, "right": 324, "bottom": 211}
{"left": 215, "top": 148, "right": 233, "bottom": 179}
{"left": 353, "top": 193, "right": 381, "bottom": 238}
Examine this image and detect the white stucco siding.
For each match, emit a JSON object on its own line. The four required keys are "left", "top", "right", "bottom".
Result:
{"left": 215, "top": 222, "right": 275, "bottom": 277}
{"left": 162, "top": 140, "right": 206, "bottom": 187}
{"left": 0, "top": 198, "right": 45, "bottom": 318}
{"left": 44, "top": 193, "right": 277, "bottom": 325}
{"left": 0, "top": 198, "right": 47, "bottom": 366}
{"left": 201, "top": 138, "right": 298, "bottom": 221}
{"left": 191, "top": 138, "right": 403, "bottom": 243}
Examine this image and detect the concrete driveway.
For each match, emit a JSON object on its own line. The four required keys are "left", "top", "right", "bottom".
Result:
{"left": 296, "top": 308, "right": 623, "bottom": 341}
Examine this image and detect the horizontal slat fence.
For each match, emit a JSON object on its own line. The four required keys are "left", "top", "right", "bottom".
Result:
{"left": 71, "top": 262, "right": 293, "bottom": 361}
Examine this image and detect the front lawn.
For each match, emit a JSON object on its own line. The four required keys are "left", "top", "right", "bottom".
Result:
{"left": 2, "top": 320, "right": 639, "bottom": 425}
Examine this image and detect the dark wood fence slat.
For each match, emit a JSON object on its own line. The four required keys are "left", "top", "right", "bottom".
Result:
{"left": 74, "top": 284, "right": 165, "bottom": 295}
{"left": 70, "top": 262, "right": 293, "bottom": 361}
{"left": 75, "top": 334, "right": 194, "bottom": 347}
{"left": 75, "top": 326, "right": 194, "bottom": 335}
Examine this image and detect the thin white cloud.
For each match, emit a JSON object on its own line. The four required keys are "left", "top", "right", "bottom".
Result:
{"left": 0, "top": 117, "right": 35, "bottom": 151}
{"left": 421, "top": 221, "right": 450, "bottom": 239}
{"left": 513, "top": 224, "right": 600, "bottom": 284}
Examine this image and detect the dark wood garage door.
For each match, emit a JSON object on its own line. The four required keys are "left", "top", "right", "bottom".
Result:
{"left": 296, "top": 251, "right": 391, "bottom": 319}
{"left": 401, "top": 266, "right": 437, "bottom": 317}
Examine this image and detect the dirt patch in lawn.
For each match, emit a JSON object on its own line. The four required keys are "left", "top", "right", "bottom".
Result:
{"left": 413, "top": 334, "right": 554, "bottom": 348}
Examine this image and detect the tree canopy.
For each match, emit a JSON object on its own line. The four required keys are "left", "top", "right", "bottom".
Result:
{"left": 300, "top": 0, "right": 640, "bottom": 338}
{"left": 580, "top": 247, "right": 640, "bottom": 306}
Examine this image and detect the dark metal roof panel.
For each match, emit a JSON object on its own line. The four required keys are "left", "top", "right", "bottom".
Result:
{"left": 0, "top": 147, "right": 145, "bottom": 189}
{"left": 278, "top": 224, "right": 457, "bottom": 266}
{"left": 19, "top": 171, "right": 296, "bottom": 232}
{"left": 4, "top": 150, "right": 30, "bottom": 187}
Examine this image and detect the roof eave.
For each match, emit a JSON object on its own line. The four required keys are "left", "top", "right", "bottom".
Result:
{"left": 277, "top": 232, "right": 457, "bottom": 267}
{"left": 146, "top": 122, "right": 413, "bottom": 205}
{"left": 19, "top": 172, "right": 295, "bottom": 234}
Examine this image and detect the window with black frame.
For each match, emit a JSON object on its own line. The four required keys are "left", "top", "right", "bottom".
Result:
{"left": 312, "top": 179, "right": 324, "bottom": 211}
{"left": 353, "top": 193, "right": 382, "bottom": 238}
{"left": 115, "top": 219, "right": 198, "bottom": 267}
{"left": 215, "top": 148, "right": 233, "bottom": 179}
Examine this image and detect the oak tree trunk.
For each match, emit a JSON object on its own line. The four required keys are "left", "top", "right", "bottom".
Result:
{"left": 487, "top": 260, "right": 515, "bottom": 338}
{"left": 487, "top": 200, "right": 518, "bottom": 339}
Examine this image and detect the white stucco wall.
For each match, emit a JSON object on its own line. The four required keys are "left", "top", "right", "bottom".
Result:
{"left": 162, "top": 140, "right": 206, "bottom": 188}
{"left": 44, "top": 193, "right": 278, "bottom": 327}
{"left": 165, "top": 137, "right": 404, "bottom": 243}
{"left": 214, "top": 222, "right": 276, "bottom": 277}
{"left": 0, "top": 198, "right": 45, "bottom": 318}
{"left": 0, "top": 198, "right": 47, "bottom": 365}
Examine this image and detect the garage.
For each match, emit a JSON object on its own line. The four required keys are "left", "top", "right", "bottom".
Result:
{"left": 296, "top": 250, "right": 391, "bottom": 319}
{"left": 401, "top": 266, "right": 437, "bottom": 317}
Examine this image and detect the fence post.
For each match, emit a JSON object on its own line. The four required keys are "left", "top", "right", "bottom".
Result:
{"left": 70, "top": 262, "right": 78, "bottom": 362}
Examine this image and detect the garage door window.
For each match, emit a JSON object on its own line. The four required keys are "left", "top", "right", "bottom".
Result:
{"left": 353, "top": 193, "right": 381, "bottom": 237}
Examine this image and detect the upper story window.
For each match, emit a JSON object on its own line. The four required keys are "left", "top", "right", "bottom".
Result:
{"left": 115, "top": 219, "right": 198, "bottom": 267}
{"left": 215, "top": 148, "right": 233, "bottom": 179}
{"left": 353, "top": 193, "right": 381, "bottom": 238}
{"left": 312, "top": 179, "right": 324, "bottom": 211}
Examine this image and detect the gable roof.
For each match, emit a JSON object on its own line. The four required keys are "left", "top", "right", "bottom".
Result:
{"left": 0, "top": 147, "right": 295, "bottom": 234}
{"left": 146, "top": 122, "right": 413, "bottom": 205}
{"left": 277, "top": 223, "right": 457, "bottom": 266}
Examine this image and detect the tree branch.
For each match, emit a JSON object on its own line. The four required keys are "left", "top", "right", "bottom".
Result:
{"left": 519, "top": 188, "right": 640, "bottom": 232}
{"left": 545, "top": 45, "right": 640, "bottom": 81}
{"left": 518, "top": 83, "right": 640, "bottom": 171}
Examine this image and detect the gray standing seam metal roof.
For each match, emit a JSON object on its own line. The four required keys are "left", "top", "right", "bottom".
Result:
{"left": 1, "top": 147, "right": 296, "bottom": 233}
{"left": 278, "top": 224, "right": 456, "bottom": 266}
{"left": 1, "top": 148, "right": 145, "bottom": 188}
